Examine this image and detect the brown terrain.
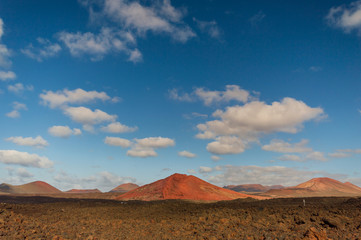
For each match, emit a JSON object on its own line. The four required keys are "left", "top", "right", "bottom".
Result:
{"left": 65, "top": 189, "right": 102, "bottom": 194}
{"left": 109, "top": 183, "right": 139, "bottom": 193}
{"left": 1, "top": 175, "right": 361, "bottom": 239}
{"left": 224, "top": 184, "right": 284, "bottom": 193}
{"left": 117, "top": 173, "right": 267, "bottom": 201}
{"left": 264, "top": 177, "right": 361, "bottom": 198}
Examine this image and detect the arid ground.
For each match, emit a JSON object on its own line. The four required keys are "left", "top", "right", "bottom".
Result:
{"left": 0, "top": 195, "right": 361, "bottom": 239}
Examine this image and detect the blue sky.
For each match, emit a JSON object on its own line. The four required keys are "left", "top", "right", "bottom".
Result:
{"left": 1, "top": 0, "right": 361, "bottom": 191}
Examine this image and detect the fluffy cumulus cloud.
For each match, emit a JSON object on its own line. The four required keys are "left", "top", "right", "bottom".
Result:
{"left": 64, "top": 106, "right": 117, "bottom": 131}
{"left": 206, "top": 136, "right": 246, "bottom": 155}
{"left": 326, "top": 1, "right": 361, "bottom": 34}
{"left": 127, "top": 137, "right": 175, "bottom": 158}
{"left": 278, "top": 154, "right": 302, "bottom": 162}
{"left": 40, "top": 88, "right": 112, "bottom": 109}
{"left": 101, "top": 122, "right": 138, "bottom": 133}
{"left": 203, "top": 165, "right": 344, "bottom": 187}
{"left": 170, "top": 85, "right": 252, "bottom": 106}
{"left": 135, "top": 137, "right": 175, "bottom": 148}
{"left": 6, "top": 136, "right": 49, "bottom": 148}
{"left": 53, "top": 170, "right": 136, "bottom": 191}
{"left": 48, "top": 125, "right": 82, "bottom": 138}
{"left": 105, "top": 136, "right": 175, "bottom": 158}
{"left": 0, "top": 150, "right": 53, "bottom": 168}
{"left": 104, "top": 136, "right": 131, "bottom": 148}
{"left": 178, "top": 150, "right": 196, "bottom": 158}
{"left": 95, "top": 0, "right": 195, "bottom": 42}
{"left": 0, "top": 71, "right": 15, "bottom": 81}
{"left": 262, "top": 139, "right": 312, "bottom": 153}
{"left": 21, "top": 37, "right": 61, "bottom": 62}
{"left": 196, "top": 97, "right": 325, "bottom": 155}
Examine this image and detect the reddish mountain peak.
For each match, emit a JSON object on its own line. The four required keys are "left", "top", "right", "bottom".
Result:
{"left": 116, "top": 173, "right": 266, "bottom": 201}
{"left": 0, "top": 181, "right": 61, "bottom": 194}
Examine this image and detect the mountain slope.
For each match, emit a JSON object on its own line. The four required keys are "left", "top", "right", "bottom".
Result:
{"left": 0, "top": 181, "right": 61, "bottom": 194}
{"left": 116, "top": 173, "right": 266, "bottom": 201}
{"left": 265, "top": 178, "right": 361, "bottom": 197}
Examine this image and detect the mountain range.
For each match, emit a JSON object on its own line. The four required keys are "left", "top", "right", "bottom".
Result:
{"left": 1, "top": 175, "right": 361, "bottom": 200}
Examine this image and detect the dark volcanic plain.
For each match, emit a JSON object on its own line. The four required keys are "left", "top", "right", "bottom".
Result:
{"left": 1, "top": 195, "right": 361, "bottom": 239}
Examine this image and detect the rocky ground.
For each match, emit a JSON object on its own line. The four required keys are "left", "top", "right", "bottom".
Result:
{"left": 0, "top": 196, "right": 360, "bottom": 239}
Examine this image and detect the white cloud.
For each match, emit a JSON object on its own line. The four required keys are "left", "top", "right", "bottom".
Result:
{"left": 21, "top": 38, "right": 61, "bottom": 62}
{"left": 105, "top": 136, "right": 175, "bottom": 158}
{"left": 193, "top": 18, "right": 221, "bottom": 39}
{"left": 305, "top": 151, "right": 327, "bottom": 161}
{"left": 278, "top": 154, "right": 302, "bottom": 162}
{"left": 0, "top": 71, "right": 15, "bottom": 81}
{"left": 5, "top": 110, "right": 20, "bottom": 118}
{"left": 205, "top": 165, "right": 343, "bottom": 187}
{"left": 0, "top": 150, "right": 53, "bottom": 168}
{"left": 207, "top": 136, "right": 246, "bottom": 155}
{"left": 168, "top": 88, "right": 194, "bottom": 102}
{"left": 16, "top": 168, "right": 34, "bottom": 178}
{"left": 48, "top": 125, "right": 82, "bottom": 138}
{"left": 178, "top": 150, "right": 196, "bottom": 158}
{"left": 7, "top": 83, "right": 34, "bottom": 94}
{"left": 328, "top": 152, "right": 351, "bottom": 158}
{"left": 135, "top": 137, "right": 175, "bottom": 148}
{"left": 197, "top": 97, "right": 325, "bottom": 155}
{"left": 262, "top": 139, "right": 312, "bottom": 153}
{"left": 0, "top": 19, "right": 11, "bottom": 67}
{"left": 0, "top": 18, "right": 3, "bottom": 39}
{"left": 101, "top": 122, "right": 138, "bottom": 133}
{"left": 195, "top": 85, "right": 251, "bottom": 106}
{"left": 5, "top": 102, "right": 27, "bottom": 119}
{"left": 98, "top": 0, "right": 195, "bottom": 42}
{"left": 169, "top": 85, "right": 253, "bottom": 105}
{"left": 104, "top": 136, "right": 131, "bottom": 148}
{"left": 40, "top": 88, "right": 112, "bottom": 109}
{"left": 53, "top": 170, "right": 136, "bottom": 191}
{"left": 187, "top": 169, "right": 197, "bottom": 174}
{"left": 326, "top": 1, "right": 361, "bottom": 34}
{"left": 197, "top": 98, "right": 324, "bottom": 140}
{"left": 127, "top": 147, "right": 157, "bottom": 158}
{"left": 64, "top": 106, "right": 117, "bottom": 130}
{"left": 128, "top": 48, "right": 142, "bottom": 63}
{"left": 6, "top": 136, "right": 49, "bottom": 148}
{"left": 58, "top": 27, "right": 139, "bottom": 61}
{"left": 199, "top": 166, "right": 213, "bottom": 173}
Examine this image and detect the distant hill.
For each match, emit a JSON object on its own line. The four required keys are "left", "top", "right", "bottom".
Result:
{"left": 65, "top": 189, "right": 102, "bottom": 193}
{"left": 265, "top": 178, "right": 361, "bottom": 197}
{"left": 0, "top": 181, "right": 61, "bottom": 194}
{"left": 224, "top": 184, "right": 284, "bottom": 193}
{"left": 109, "top": 183, "right": 139, "bottom": 193}
{"left": 116, "top": 173, "right": 267, "bottom": 201}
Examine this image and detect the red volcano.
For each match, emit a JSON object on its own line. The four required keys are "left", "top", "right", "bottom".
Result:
{"left": 0, "top": 181, "right": 61, "bottom": 194}
{"left": 116, "top": 173, "right": 266, "bottom": 201}
{"left": 65, "top": 189, "right": 102, "bottom": 193}
{"left": 110, "top": 183, "right": 139, "bottom": 193}
{"left": 265, "top": 178, "right": 361, "bottom": 197}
